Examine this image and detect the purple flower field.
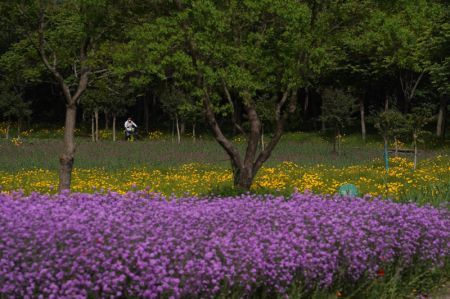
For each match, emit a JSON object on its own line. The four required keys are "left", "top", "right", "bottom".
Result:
{"left": 0, "top": 191, "right": 449, "bottom": 298}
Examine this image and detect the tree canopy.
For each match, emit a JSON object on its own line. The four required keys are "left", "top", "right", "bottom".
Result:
{"left": 1, "top": 0, "right": 449, "bottom": 190}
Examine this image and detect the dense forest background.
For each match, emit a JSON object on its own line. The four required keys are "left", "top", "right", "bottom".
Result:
{"left": 0, "top": 0, "right": 449, "bottom": 192}
{"left": 0, "top": 0, "right": 448, "bottom": 139}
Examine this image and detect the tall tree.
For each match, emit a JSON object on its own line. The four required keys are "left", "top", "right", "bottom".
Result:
{"left": 320, "top": 88, "right": 357, "bottom": 155}
{"left": 7, "top": 0, "right": 123, "bottom": 190}
{"left": 427, "top": 19, "right": 450, "bottom": 138}
{"left": 340, "top": 0, "right": 443, "bottom": 120}
{"left": 405, "top": 106, "right": 434, "bottom": 170}
{"left": 0, "top": 83, "right": 32, "bottom": 139}
{"left": 373, "top": 109, "right": 406, "bottom": 172}
{"left": 124, "top": 0, "right": 365, "bottom": 190}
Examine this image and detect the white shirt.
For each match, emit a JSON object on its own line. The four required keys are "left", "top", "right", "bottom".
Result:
{"left": 124, "top": 120, "right": 138, "bottom": 131}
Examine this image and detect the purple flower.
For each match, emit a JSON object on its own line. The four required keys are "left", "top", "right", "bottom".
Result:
{"left": 0, "top": 192, "right": 448, "bottom": 298}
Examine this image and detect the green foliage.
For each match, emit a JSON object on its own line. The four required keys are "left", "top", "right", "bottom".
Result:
{"left": 0, "top": 0, "right": 130, "bottom": 97}
{"left": 0, "top": 39, "right": 44, "bottom": 86}
{"left": 122, "top": 0, "right": 358, "bottom": 126}
{"left": 404, "top": 105, "right": 435, "bottom": 143}
{"left": 320, "top": 88, "right": 357, "bottom": 153}
{"left": 320, "top": 88, "right": 357, "bottom": 133}
{"left": 0, "top": 83, "right": 32, "bottom": 123}
{"left": 399, "top": 181, "right": 450, "bottom": 207}
{"left": 81, "top": 76, "right": 133, "bottom": 116}
{"left": 158, "top": 85, "right": 202, "bottom": 124}
{"left": 427, "top": 22, "right": 450, "bottom": 96}
{"left": 0, "top": 0, "right": 449, "bottom": 147}
{"left": 339, "top": 0, "right": 445, "bottom": 101}
{"left": 373, "top": 109, "right": 406, "bottom": 141}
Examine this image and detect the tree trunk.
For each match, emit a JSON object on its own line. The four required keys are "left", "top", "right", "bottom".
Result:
{"left": 171, "top": 119, "right": 175, "bottom": 143}
{"left": 235, "top": 167, "right": 255, "bottom": 191}
{"left": 202, "top": 87, "right": 296, "bottom": 192}
{"left": 6, "top": 121, "right": 10, "bottom": 139}
{"left": 91, "top": 114, "right": 95, "bottom": 142}
{"left": 359, "top": 96, "right": 366, "bottom": 141}
{"left": 112, "top": 114, "right": 116, "bottom": 142}
{"left": 180, "top": 121, "right": 185, "bottom": 134}
{"left": 261, "top": 125, "right": 265, "bottom": 151}
{"left": 192, "top": 122, "right": 196, "bottom": 142}
{"left": 175, "top": 113, "right": 181, "bottom": 144}
{"left": 104, "top": 111, "right": 109, "bottom": 130}
{"left": 384, "top": 95, "right": 389, "bottom": 111}
{"left": 237, "top": 104, "right": 261, "bottom": 190}
{"left": 223, "top": 81, "right": 244, "bottom": 137}
{"left": 404, "top": 96, "right": 411, "bottom": 114}
{"left": 400, "top": 71, "right": 424, "bottom": 114}
{"left": 17, "top": 119, "right": 21, "bottom": 138}
{"left": 59, "top": 105, "right": 77, "bottom": 191}
{"left": 35, "top": 11, "right": 90, "bottom": 192}
{"left": 404, "top": 96, "right": 410, "bottom": 114}
{"left": 303, "top": 87, "right": 309, "bottom": 118}
{"left": 436, "top": 96, "right": 448, "bottom": 138}
{"left": 94, "top": 108, "right": 99, "bottom": 142}
{"left": 202, "top": 88, "right": 245, "bottom": 188}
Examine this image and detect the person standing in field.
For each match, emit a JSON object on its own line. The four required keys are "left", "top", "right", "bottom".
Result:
{"left": 124, "top": 117, "right": 138, "bottom": 140}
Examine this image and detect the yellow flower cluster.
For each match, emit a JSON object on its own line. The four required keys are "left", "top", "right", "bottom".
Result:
{"left": 53, "top": 127, "right": 81, "bottom": 136}
{"left": 10, "top": 137, "right": 22, "bottom": 147}
{"left": 0, "top": 156, "right": 449, "bottom": 198}
{"left": 99, "top": 130, "right": 112, "bottom": 140}
{"left": 232, "top": 135, "right": 245, "bottom": 143}
{"left": 255, "top": 156, "right": 450, "bottom": 199}
{"left": 0, "top": 164, "right": 232, "bottom": 196}
{"left": 20, "top": 129, "right": 34, "bottom": 137}
{"left": 148, "top": 130, "right": 164, "bottom": 140}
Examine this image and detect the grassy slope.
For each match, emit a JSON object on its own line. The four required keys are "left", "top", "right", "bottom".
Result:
{"left": 0, "top": 133, "right": 447, "bottom": 172}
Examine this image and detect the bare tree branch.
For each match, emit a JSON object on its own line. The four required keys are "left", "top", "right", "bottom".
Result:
{"left": 71, "top": 39, "right": 90, "bottom": 103}
{"left": 254, "top": 89, "right": 297, "bottom": 173}
{"left": 222, "top": 79, "right": 246, "bottom": 136}
{"left": 400, "top": 70, "right": 425, "bottom": 101}
{"left": 73, "top": 61, "right": 78, "bottom": 79}
{"left": 410, "top": 71, "right": 425, "bottom": 100}
{"left": 35, "top": 5, "right": 72, "bottom": 102}
{"left": 276, "top": 89, "right": 290, "bottom": 121}
{"left": 242, "top": 103, "right": 261, "bottom": 172}
{"left": 203, "top": 88, "right": 243, "bottom": 170}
